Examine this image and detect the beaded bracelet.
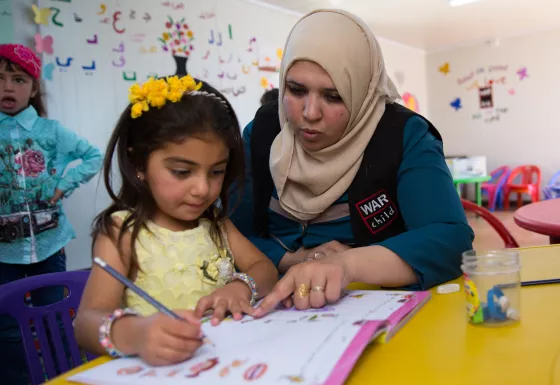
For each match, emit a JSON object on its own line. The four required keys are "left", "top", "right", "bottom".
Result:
{"left": 228, "top": 272, "right": 258, "bottom": 306}
{"left": 99, "top": 308, "right": 138, "bottom": 357}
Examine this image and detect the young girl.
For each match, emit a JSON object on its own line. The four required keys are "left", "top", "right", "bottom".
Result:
{"left": 0, "top": 44, "right": 102, "bottom": 384}
{"left": 74, "top": 75, "right": 278, "bottom": 366}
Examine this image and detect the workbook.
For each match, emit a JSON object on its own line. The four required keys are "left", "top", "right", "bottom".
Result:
{"left": 69, "top": 290, "right": 430, "bottom": 385}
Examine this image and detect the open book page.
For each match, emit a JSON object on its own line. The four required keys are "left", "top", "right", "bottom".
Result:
{"left": 69, "top": 290, "right": 428, "bottom": 385}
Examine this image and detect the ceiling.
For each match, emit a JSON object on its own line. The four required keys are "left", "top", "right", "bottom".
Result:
{"left": 252, "top": 0, "right": 560, "bottom": 52}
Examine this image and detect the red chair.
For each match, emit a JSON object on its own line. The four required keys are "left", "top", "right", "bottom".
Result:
{"left": 462, "top": 199, "right": 519, "bottom": 248}
{"left": 503, "top": 165, "right": 541, "bottom": 209}
{"left": 481, "top": 166, "right": 510, "bottom": 212}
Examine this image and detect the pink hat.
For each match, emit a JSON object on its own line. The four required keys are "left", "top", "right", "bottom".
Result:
{"left": 0, "top": 44, "right": 41, "bottom": 80}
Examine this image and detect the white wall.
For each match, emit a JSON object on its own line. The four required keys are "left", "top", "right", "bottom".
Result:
{"left": 0, "top": 0, "right": 15, "bottom": 44}
{"left": 1, "top": 0, "right": 35, "bottom": 45}
{"left": 379, "top": 38, "right": 428, "bottom": 117}
{"left": 426, "top": 28, "right": 560, "bottom": 186}
{"left": 10, "top": 0, "right": 429, "bottom": 270}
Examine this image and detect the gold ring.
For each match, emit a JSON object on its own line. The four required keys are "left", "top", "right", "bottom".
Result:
{"left": 298, "top": 284, "right": 310, "bottom": 298}
{"left": 311, "top": 286, "right": 324, "bottom": 293}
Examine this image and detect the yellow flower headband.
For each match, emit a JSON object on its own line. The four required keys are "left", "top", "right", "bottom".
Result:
{"left": 128, "top": 74, "right": 202, "bottom": 119}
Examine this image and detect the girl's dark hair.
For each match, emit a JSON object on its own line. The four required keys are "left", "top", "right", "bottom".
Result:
{"left": 92, "top": 79, "right": 244, "bottom": 274}
{"left": 0, "top": 57, "right": 47, "bottom": 117}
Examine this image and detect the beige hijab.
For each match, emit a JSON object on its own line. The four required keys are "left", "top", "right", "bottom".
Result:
{"left": 270, "top": 9, "right": 401, "bottom": 221}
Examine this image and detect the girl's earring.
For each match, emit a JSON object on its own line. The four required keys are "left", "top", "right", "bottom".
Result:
{"left": 136, "top": 173, "right": 142, "bottom": 180}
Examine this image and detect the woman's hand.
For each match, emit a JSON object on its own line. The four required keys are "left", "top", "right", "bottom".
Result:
{"left": 306, "top": 240, "right": 351, "bottom": 261}
{"left": 253, "top": 254, "right": 354, "bottom": 317}
{"left": 113, "top": 310, "right": 203, "bottom": 366}
{"left": 194, "top": 281, "right": 254, "bottom": 325}
{"left": 278, "top": 241, "right": 352, "bottom": 273}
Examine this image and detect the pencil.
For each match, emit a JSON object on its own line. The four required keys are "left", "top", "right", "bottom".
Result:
{"left": 93, "top": 256, "right": 183, "bottom": 320}
{"left": 521, "top": 278, "right": 560, "bottom": 287}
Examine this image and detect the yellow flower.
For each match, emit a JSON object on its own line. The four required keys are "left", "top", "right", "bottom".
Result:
{"left": 187, "top": 30, "right": 194, "bottom": 38}
{"left": 167, "top": 91, "right": 184, "bottom": 103}
{"left": 166, "top": 76, "right": 187, "bottom": 102}
{"left": 197, "top": 257, "right": 220, "bottom": 284}
{"left": 149, "top": 94, "right": 167, "bottom": 108}
{"left": 146, "top": 78, "right": 169, "bottom": 108}
{"left": 127, "top": 75, "right": 202, "bottom": 118}
{"left": 206, "top": 263, "right": 219, "bottom": 281}
{"left": 128, "top": 83, "right": 148, "bottom": 104}
{"left": 166, "top": 75, "right": 181, "bottom": 88}
{"left": 181, "top": 75, "right": 202, "bottom": 92}
{"left": 162, "top": 32, "right": 170, "bottom": 41}
{"left": 131, "top": 101, "right": 148, "bottom": 119}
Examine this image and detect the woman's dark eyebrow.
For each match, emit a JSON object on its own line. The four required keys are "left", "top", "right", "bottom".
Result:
{"left": 286, "top": 79, "right": 338, "bottom": 93}
{"left": 286, "top": 79, "right": 305, "bottom": 87}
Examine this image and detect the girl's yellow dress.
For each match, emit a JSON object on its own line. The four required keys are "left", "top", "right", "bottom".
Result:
{"left": 112, "top": 211, "right": 235, "bottom": 316}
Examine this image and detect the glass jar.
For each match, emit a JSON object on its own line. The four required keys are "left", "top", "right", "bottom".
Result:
{"left": 461, "top": 249, "right": 521, "bottom": 326}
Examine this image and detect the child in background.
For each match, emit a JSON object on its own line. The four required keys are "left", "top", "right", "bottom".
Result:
{"left": 0, "top": 44, "right": 102, "bottom": 384}
{"left": 74, "top": 75, "right": 278, "bottom": 366}
{"left": 260, "top": 87, "right": 279, "bottom": 105}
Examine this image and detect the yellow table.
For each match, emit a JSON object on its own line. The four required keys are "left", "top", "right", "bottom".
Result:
{"left": 48, "top": 245, "right": 560, "bottom": 385}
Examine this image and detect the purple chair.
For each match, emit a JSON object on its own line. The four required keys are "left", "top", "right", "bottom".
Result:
{"left": 481, "top": 166, "right": 511, "bottom": 211}
{"left": 543, "top": 170, "right": 560, "bottom": 200}
{"left": 0, "top": 271, "right": 95, "bottom": 384}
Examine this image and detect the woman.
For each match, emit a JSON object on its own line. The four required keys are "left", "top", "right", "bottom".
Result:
{"left": 231, "top": 9, "right": 473, "bottom": 315}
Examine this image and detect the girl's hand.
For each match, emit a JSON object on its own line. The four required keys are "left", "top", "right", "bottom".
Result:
{"left": 118, "top": 310, "right": 203, "bottom": 366}
{"left": 50, "top": 188, "right": 64, "bottom": 205}
{"left": 194, "top": 282, "right": 253, "bottom": 325}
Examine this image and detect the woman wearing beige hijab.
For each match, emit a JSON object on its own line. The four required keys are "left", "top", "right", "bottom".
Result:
{"left": 230, "top": 9, "right": 473, "bottom": 314}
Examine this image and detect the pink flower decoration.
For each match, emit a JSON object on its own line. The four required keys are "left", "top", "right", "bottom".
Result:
{"left": 15, "top": 149, "right": 45, "bottom": 177}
